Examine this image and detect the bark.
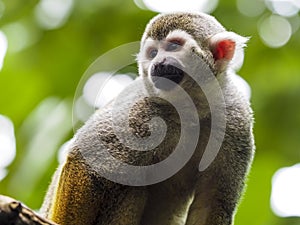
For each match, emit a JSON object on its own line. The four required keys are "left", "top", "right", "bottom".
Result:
{"left": 0, "top": 195, "right": 58, "bottom": 225}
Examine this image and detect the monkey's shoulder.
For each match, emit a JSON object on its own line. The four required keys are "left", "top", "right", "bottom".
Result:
{"left": 221, "top": 89, "right": 255, "bottom": 160}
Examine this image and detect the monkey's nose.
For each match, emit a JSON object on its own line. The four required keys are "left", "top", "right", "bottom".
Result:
{"left": 150, "top": 57, "right": 184, "bottom": 91}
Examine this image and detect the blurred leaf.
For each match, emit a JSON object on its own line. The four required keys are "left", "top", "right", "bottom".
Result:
{"left": 0, "top": 1, "right": 299, "bottom": 224}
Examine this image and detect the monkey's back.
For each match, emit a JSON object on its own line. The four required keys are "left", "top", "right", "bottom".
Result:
{"left": 44, "top": 78, "right": 254, "bottom": 225}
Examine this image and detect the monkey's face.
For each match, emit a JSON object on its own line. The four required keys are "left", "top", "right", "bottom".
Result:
{"left": 138, "top": 29, "right": 210, "bottom": 93}
{"left": 137, "top": 13, "right": 248, "bottom": 101}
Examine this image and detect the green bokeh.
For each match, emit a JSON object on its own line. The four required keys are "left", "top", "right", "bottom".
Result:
{"left": 0, "top": 1, "right": 299, "bottom": 224}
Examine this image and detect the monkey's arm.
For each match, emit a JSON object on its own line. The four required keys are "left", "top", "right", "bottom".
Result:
{"left": 42, "top": 150, "right": 101, "bottom": 224}
{"left": 186, "top": 109, "right": 254, "bottom": 225}
{"left": 42, "top": 147, "right": 147, "bottom": 225}
{"left": 40, "top": 164, "right": 62, "bottom": 218}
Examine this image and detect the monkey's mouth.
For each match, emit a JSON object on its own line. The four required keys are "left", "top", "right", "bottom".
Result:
{"left": 150, "top": 59, "right": 184, "bottom": 91}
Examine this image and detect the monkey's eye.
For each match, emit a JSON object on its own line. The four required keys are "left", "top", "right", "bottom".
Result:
{"left": 147, "top": 48, "right": 158, "bottom": 59}
{"left": 165, "top": 39, "right": 184, "bottom": 51}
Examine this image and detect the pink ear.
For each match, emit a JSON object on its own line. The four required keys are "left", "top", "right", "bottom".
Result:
{"left": 212, "top": 40, "right": 235, "bottom": 61}
{"left": 209, "top": 32, "right": 249, "bottom": 72}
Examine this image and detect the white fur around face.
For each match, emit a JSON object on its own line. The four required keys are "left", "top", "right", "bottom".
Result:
{"left": 165, "top": 30, "right": 194, "bottom": 43}
{"left": 137, "top": 29, "right": 205, "bottom": 100}
{"left": 138, "top": 30, "right": 200, "bottom": 76}
{"left": 138, "top": 30, "right": 200, "bottom": 62}
{"left": 137, "top": 28, "right": 250, "bottom": 106}
{"left": 137, "top": 29, "right": 203, "bottom": 75}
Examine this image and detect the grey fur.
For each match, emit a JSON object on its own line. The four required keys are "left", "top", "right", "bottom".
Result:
{"left": 41, "top": 12, "right": 255, "bottom": 225}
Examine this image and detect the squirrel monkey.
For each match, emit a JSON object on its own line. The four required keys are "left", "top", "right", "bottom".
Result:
{"left": 41, "top": 12, "right": 255, "bottom": 225}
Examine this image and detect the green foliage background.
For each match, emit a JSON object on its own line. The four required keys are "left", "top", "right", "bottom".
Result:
{"left": 0, "top": 0, "right": 300, "bottom": 225}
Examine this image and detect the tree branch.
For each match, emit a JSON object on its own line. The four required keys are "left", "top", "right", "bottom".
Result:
{"left": 0, "top": 195, "right": 58, "bottom": 225}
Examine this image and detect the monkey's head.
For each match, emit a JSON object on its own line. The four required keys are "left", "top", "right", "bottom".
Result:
{"left": 137, "top": 12, "right": 248, "bottom": 94}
